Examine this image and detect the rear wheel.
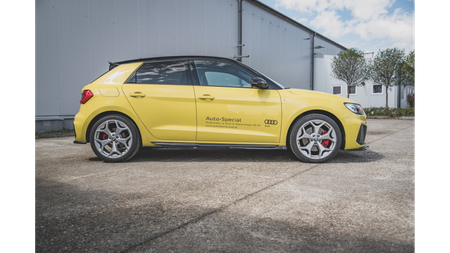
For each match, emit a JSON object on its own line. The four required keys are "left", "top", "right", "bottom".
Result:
{"left": 89, "top": 114, "right": 141, "bottom": 162}
{"left": 289, "top": 114, "right": 342, "bottom": 163}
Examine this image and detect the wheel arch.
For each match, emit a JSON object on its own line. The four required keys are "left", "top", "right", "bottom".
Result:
{"left": 85, "top": 111, "right": 142, "bottom": 145}
{"left": 286, "top": 110, "right": 346, "bottom": 150}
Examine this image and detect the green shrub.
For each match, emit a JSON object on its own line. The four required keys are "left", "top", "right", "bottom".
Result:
{"left": 364, "top": 107, "right": 414, "bottom": 117}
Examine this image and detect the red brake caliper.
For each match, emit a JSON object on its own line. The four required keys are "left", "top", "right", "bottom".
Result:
{"left": 321, "top": 130, "right": 330, "bottom": 148}
{"left": 102, "top": 134, "right": 108, "bottom": 140}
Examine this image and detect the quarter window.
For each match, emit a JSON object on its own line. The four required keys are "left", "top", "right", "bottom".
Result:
{"left": 194, "top": 60, "right": 254, "bottom": 88}
{"left": 127, "top": 61, "right": 191, "bottom": 85}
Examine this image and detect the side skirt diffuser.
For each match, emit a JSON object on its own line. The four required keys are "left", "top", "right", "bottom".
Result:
{"left": 151, "top": 142, "right": 287, "bottom": 150}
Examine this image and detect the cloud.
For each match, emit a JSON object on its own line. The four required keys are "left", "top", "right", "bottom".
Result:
{"left": 291, "top": 17, "right": 309, "bottom": 24}
{"left": 332, "top": 0, "right": 394, "bottom": 22}
{"left": 309, "top": 10, "right": 349, "bottom": 38}
{"left": 351, "top": 8, "right": 415, "bottom": 50}
{"left": 274, "top": 0, "right": 329, "bottom": 14}
{"left": 275, "top": 0, "right": 414, "bottom": 50}
{"left": 275, "top": 0, "right": 394, "bottom": 20}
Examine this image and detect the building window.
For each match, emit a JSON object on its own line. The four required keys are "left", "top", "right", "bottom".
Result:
{"left": 333, "top": 86, "right": 341, "bottom": 95}
{"left": 373, "top": 85, "right": 383, "bottom": 94}
{"left": 348, "top": 86, "right": 356, "bottom": 95}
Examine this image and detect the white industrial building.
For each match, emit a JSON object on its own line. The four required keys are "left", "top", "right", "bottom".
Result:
{"left": 314, "top": 54, "right": 415, "bottom": 109}
{"left": 35, "top": 0, "right": 410, "bottom": 132}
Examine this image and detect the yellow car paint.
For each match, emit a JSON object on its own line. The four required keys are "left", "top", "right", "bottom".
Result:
{"left": 123, "top": 84, "right": 197, "bottom": 141}
{"left": 194, "top": 86, "right": 282, "bottom": 143}
{"left": 74, "top": 58, "right": 367, "bottom": 161}
{"left": 278, "top": 89, "right": 367, "bottom": 150}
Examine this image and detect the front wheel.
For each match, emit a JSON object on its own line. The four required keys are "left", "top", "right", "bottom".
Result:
{"left": 89, "top": 114, "right": 141, "bottom": 162}
{"left": 289, "top": 114, "right": 342, "bottom": 163}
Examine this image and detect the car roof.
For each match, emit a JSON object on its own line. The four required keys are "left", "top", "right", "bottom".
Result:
{"left": 110, "top": 55, "right": 238, "bottom": 67}
{"left": 108, "top": 55, "right": 286, "bottom": 90}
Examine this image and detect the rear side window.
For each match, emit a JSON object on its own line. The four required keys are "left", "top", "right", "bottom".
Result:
{"left": 127, "top": 61, "right": 191, "bottom": 85}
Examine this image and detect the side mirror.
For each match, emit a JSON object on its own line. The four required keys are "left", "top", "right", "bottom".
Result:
{"left": 251, "top": 77, "right": 268, "bottom": 89}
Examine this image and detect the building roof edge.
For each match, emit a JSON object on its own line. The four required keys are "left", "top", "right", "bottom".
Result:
{"left": 247, "top": 0, "right": 348, "bottom": 51}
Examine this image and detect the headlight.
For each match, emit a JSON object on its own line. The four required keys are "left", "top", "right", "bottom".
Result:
{"left": 344, "top": 103, "right": 364, "bottom": 115}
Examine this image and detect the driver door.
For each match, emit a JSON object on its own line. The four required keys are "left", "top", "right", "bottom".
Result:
{"left": 192, "top": 60, "right": 282, "bottom": 143}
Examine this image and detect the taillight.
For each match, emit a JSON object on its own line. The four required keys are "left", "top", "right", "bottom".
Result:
{"left": 80, "top": 90, "right": 94, "bottom": 104}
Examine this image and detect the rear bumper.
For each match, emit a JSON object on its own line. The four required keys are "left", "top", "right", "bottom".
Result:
{"left": 73, "top": 122, "right": 86, "bottom": 144}
{"left": 73, "top": 110, "right": 89, "bottom": 143}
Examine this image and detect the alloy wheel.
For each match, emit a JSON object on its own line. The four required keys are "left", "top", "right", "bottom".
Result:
{"left": 93, "top": 119, "right": 133, "bottom": 159}
{"left": 296, "top": 119, "right": 337, "bottom": 160}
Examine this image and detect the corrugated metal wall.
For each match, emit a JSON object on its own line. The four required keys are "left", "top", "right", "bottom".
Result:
{"left": 35, "top": 0, "right": 345, "bottom": 131}
{"left": 314, "top": 36, "right": 343, "bottom": 56}
{"left": 241, "top": 0, "right": 311, "bottom": 89}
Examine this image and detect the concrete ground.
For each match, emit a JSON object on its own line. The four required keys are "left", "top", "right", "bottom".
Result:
{"left": 35, "top": 119, "right": 414, "bottom": 252}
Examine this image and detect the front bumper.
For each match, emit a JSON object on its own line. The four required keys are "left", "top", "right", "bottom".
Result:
{"left": 356, "top": 124, "right": 367, "bottom": 145}
{"left": 345, "top": 145, "right": 369, "bottom": 151}
{"left": 342, "top": 114, "right": 368, "bottom": 150}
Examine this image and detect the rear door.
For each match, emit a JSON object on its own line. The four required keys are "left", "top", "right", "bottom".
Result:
{"left": 122, "top": 60, "right": 197, "bottom": 141}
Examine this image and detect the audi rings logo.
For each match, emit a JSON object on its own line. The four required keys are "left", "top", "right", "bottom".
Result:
{"left": 264, "top": 119, "right": 278, "bottom": 125}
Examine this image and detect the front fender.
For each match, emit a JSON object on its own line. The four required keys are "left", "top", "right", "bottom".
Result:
{"left": 278, "top": 89, "right": 367, "bottom": 150}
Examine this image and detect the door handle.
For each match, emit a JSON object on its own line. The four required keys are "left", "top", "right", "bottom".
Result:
{"left": 198, "top": 94, "right": 215, "bottom": 100}
{"left": 129, "top": 92, "right": 146, "bottom": 98}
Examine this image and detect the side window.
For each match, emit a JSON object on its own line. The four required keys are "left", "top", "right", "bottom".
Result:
{"left": 194, "top": 60, "right": 253, "bottom": 88}
{"left": 127, "top": 61, "right": 191, "bottom": 85}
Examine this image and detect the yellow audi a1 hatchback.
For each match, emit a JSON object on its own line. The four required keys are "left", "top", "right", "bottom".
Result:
{"left": 73, "top": 56, "right": 368, "bottom": 163}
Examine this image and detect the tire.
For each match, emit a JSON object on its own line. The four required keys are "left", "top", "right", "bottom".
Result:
{"left": 89, "top": 114, "right": 141, "bottom": 162}
{"left": 289, "top": 113, "right": 342, "bottom": 163}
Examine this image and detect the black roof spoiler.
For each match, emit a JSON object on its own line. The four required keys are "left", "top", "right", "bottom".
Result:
{"left": 108, "top": 61, "right": 119, "bottom": 70}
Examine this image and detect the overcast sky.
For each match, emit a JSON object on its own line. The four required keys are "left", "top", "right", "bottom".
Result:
{"left": 258, "top": 0, "right": 415, "bottom": 54}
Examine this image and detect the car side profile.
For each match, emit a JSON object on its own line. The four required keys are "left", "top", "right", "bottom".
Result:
{"left": 73, "top": 56, "right": 367, "bottom": 163}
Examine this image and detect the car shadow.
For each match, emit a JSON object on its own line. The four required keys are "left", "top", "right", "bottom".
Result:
{"left": 88, "top": 147, "right": 384, "bottom": 164}
{"left": 331, "top": 150, "right": 385, "bottom": 164}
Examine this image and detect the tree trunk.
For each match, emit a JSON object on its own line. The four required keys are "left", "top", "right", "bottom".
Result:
{"left": 385, "top": 88, "right": 389, "bottom": 109}
{"left": 347, "top": 86, "right": 350, "bottom": 98}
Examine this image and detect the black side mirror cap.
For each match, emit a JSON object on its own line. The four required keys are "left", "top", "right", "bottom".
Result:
{"left": 251, "top": 77, "right": 268, "bottom": 89}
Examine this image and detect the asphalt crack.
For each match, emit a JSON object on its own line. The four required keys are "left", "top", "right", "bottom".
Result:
{"left": 121, "top": 164, "right": 320, "bottom": 252}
